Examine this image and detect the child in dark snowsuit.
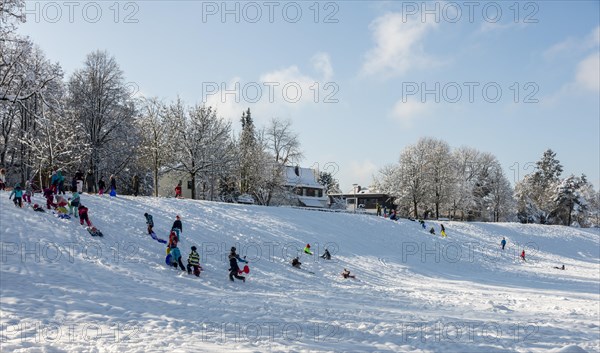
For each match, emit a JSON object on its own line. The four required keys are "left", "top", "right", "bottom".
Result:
{"left": 187, "top": 246, "right": 202, "bottom": 276}
{"left": 320, "top": 249, "right": 331, "bottom": 260}
{"left": 78, "top": 205, "right": 92, "bottom": 227}
{"left": 501, "top": 237, "right": 507, "bottom": 250}
{"left": 342, "top": 268, "right": 355, "bottom": 279}
{"left": 9, "top": 184, "right": 23, "bottom": 207}
{"left": 429, "top": 227, "right": 435, "bottom": 235}
{"left": 171, "top": 215, "right": 183, "bottom": 241}
{"left": 228, "top": 247, "right": 247, "bottom": 282}
{"left": 291, "top": 257, "right": 302, "bottom": 268}
{"left": 144, "top": 213, "right": 154, "bottom": 234}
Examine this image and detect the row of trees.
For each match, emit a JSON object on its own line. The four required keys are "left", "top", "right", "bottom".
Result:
{"left": 373, "top": 138, "right": 598, "bottom": 227}
{"left": 373, "top": 137, "right": 514, "bottom": 222}
{"left": 1, "top": 2, "right": 308, "bottom": 203}
{"left": 514, "top": 150, "right": 598, "bottom": 227}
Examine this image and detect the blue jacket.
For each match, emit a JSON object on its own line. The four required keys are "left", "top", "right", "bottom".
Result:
{"left": 9, "top": 187, "right": 23, "bottom": 198}
{"left": 170, "top": 247, "right": 181, "bottom": 261}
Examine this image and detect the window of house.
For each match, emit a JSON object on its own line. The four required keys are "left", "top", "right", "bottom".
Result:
{"left": 187, "top": 180, "right": 192, "bottom": 189}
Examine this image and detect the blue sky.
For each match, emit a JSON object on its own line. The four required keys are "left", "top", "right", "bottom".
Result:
{"left": 19, "top": 1, "right": 600, "bottom": 191}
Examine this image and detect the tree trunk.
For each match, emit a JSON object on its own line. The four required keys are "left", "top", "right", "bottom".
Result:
{"left": 413, "top": 200, "right": 418, "bottom": 219}
{"left": 190, "top": 172, "right": 196, "bottom": 199}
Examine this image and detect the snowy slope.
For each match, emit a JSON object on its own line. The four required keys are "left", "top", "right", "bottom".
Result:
{"left": 1, "top": 191, "right": 598, "bottom": 353}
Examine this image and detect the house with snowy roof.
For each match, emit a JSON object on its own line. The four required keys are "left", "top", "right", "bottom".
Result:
{"left": 328, "top": 185, "right": 396, "bottom": 214}
{"left": 272, "top": 166, "right": 328, "bottom": 208}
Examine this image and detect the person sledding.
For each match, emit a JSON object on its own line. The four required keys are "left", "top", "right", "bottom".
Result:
{"left": 9, "top": 183, "right": 23, "bottom": 208}
{"left": 389, "top": 209, "right": 398, "bottom": 221}
{"left": 169, "top": 244, "right": 186, "bottom": 271}
{"left": 171, "top": 215, "right": 183, "bottom": 242}
{"left": 553, "top": 264, "right": 565, "bottom": 270}
{"left": 32, "top": 203, "right": 45, "bottom": 212}
{"left": 228, "top": 246, "right": 247, "bottom": 282}
{"left": 341, "top": 268, "right": 355, "bottom": 279}
{"left": 419, "top": 219, "right": 426, "bottom": 229}
{"left": 144, "top": 213, "right": 154, "bottom": 235}
{"left": 187, "top": 246, "right": 203, "bottom": 276}
{"left": 304, "top": 244, "right": 313, "bottom": 255}
{"left": 55, "top": 195, "right": 69, "bottom": 216}
{"left": 320, "top": 249, "right": 331, "bottom": 260}
{"left": 429, "top": 227, "right": 435, "bottom": 235}
{"left": 291, "top": 257, "right": 302, "bottom": 268}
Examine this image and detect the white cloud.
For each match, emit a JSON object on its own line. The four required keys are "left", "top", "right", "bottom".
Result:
{"left": 390, "top": 98, "right": 429, "bottom": 127}
{"left": 348, "top": 160, "right": 379, "bottom": 190}
{"left": 575, "top": 52, "right": 600, "bottom": 92}
{"left": 202, "top": 54, "right": 335, "bottom": 126}
{"left": 310, "top": 52, "right": 333, "bottom": 81}
{"left": 361, "top": 12, "right": 438, "bottom": 78}
{"left": 544, "top": 26, "right": 600, "bottom": 59}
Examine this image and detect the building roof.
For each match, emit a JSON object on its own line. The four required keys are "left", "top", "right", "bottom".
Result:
{"left": 285, "top": 166, "right": 323, "bottom": 189}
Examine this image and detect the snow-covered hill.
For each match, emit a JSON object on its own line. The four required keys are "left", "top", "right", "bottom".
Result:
{"left": 1, "top": 192, "right": 598, "bottom": 353}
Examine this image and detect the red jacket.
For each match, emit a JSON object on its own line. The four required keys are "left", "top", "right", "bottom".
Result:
{"left": 79, "top": 206, "right": 88, "bottom": 216}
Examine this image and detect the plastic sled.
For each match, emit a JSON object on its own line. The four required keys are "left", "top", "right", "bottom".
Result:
{"left": 238, "top": 265, "right": 250, "bottom": 274}
{"left": 165, "top": 254, "right": 172, "bottom": 265}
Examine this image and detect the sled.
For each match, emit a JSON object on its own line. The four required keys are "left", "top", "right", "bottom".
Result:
{"left": 238, "top": 265, "right": 250, "bottom": 275}
{"left": 150, "top": 232, "right": 167, "bottom": 244}
{"left": 87, "top": 227, "right": 104, "bottom": 237}
{"left": 109, "top": 189, "right": 117, "bottom": 197}
{"left": 165, "top": 254, "right": 172, "bottom": 265}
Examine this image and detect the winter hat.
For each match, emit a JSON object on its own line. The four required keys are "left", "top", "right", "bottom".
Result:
{"left": 191, "top": 246, "right": 197, "bottom": 251}
{"left": 231, "top": 246, "right": 236, "bottom": 252}
{"left": 176, "top": 215, "right": 180, "bottom": 220}
{"left": 306, "top": 244, "right": 310, "bottom": 248}
{"left": 144, "top": 213, "right": 148, "bottom": 217}
{"left": 33, "top": 203, "right": 39, "bottom": 208}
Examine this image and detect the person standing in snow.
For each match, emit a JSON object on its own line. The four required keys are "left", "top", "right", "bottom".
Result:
{"left": 440, "top": 224, "right": 447, "bottom": 237}
{"left": 520, "top": 250, "right": 526, "bottom": 262}
{"left": 187, "top": 246, "right": 202, "bottom": 276}
{"left": 23, "top": 180, "right": 33, "bottom": 204}
{"left": 171, "top": 215, "right": 183, "bottom": 241}
{"left": 109, "top": 174, "right": 116, "bottom": 197}
{"left": 0, "top": 168, "right": 6, "bottom": 190}
{"left": 376, "top": 203, "right": 382, "bottom": 217}
{"left": 43, "top": 187, "right": 56, "bottom": 209}
{"left": 9, "top": 183, "right": 23, "bottom": 207}
{"left": 144, "top": 213, "right": 154, "bottom": 235}
{"left": 57, "top": 170, "right": 65, "bottom": 195}
{"left": 175, "top": 182, "right": 182, "bottom": 198}
{"left": 78, "top": 204, "right": 93, "bottom": 227}
{"left": 169, "top": 244, "right": 186, "bottom": 271}
{"left": 69, "top": 192, "right": 80, "bottom": 218}
{"left": 501, "top": 237, "right": 507, "bottom": 250}
{"left": 303, "top": 244, "right": 313, "bottom": 255}
{"left": 75, "top": 170, "right": 84, "bottom": 193}
{"left": 98, "top": 177, "right": 106, "bottom": 196}
{"left": 228, "top": 246, "right": 247, "bottom": 282}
